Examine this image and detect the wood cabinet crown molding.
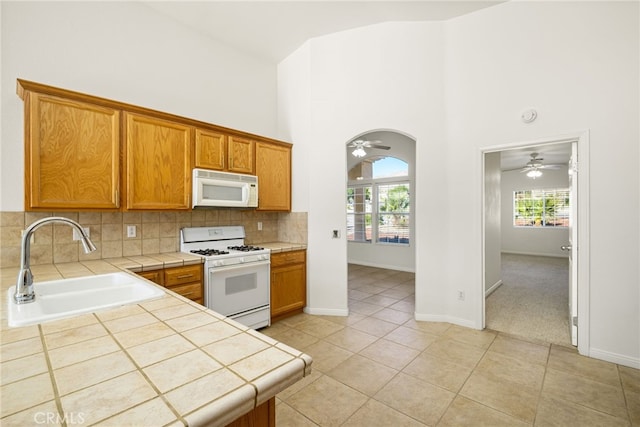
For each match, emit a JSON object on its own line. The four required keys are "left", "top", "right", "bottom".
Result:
{"left": 17, "top": 79, "right": 292, "bottom": 148}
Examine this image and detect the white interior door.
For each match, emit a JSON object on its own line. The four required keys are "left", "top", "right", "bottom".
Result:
{"left": 566, "top": 141, "right": 579, "bottom": 346}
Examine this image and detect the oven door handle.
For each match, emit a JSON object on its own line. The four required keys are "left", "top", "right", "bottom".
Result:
{"left": 208, "top": 260, "right": 270, "bottom": 272}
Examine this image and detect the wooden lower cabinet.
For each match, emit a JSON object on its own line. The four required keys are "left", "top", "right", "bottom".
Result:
{"left": 137, "top": 264, "right": 203, "bottom": 304}
{"left": 226, "top": 397, "right": 275, "bottom": 427}
{"left": 270, "top": 250, "right": 306, "bottom": 323}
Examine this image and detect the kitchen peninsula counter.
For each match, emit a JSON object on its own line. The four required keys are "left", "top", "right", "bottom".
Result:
{"left": 0, "top": 253, "right": 312, "bottom": 426}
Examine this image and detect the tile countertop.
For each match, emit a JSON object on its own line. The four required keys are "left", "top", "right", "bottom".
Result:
{"left": 0, "top": 248, "right": 311, "bottom": 427}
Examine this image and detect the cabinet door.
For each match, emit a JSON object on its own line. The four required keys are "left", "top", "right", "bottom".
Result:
{"left": 25, "top": 92, "right": 120, "bottom": 210}
{"left": 271, "top": 252, "right": 306, "bottom": 320}
{"left": 194, "top": 129, "right": 226, "bottom": 170}
{"left": 227, "top": 136, "right": 254, "bottom": 174}
{"left": 124, "top": 113, "right": 192, "bottom": 210}
{"left": 255, "top": 142, "right": 291, "bottom": 211}
{"left": 137, "top": 270, "right": 163, "bottom": 285}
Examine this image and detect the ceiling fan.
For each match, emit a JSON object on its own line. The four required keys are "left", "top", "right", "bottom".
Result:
{"left": 505, "top": 152, "right": 563, "bottom": 179}
{"left": 347, "top": 139, "right": 390, "bottom": 157}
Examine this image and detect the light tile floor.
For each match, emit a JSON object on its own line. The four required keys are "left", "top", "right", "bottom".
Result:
{"left": 262, "top": 264, "right": 640, "bottom": 426}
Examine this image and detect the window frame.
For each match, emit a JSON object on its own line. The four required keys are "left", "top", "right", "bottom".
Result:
{"left": 347, "top": 176, "right": 411, "bottom": 246}
{"left": 513, "top": 188, "right": 570, "bottom": 228}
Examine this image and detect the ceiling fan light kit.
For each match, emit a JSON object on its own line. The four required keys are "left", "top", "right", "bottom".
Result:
{"left": 348, "top": 139, "right": 391, "bottom": 157}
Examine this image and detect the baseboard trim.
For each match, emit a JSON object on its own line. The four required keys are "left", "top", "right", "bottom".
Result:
{"left": 414, "top": 312, "right": 479, "bottom": 330}
{"left": 347, "top": 260, "right": 415, "bottom": 273}
{"left": 485, "top": 280, "right": 503, "bottom": 298}
{"left": 588, "top": 347, "right": 640, "bottom": 369}
{"left": 303, "top": 307, "right": 349, "bottom": 317}
{"left": 501, "top": 250, "right": 568, "bottom": 259}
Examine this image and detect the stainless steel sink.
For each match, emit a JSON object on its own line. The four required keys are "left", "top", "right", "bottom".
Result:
{"left": 7, "top": 272, "right": 165, "bottom": 327}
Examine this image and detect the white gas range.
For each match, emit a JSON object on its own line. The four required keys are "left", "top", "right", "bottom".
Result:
{"left": 180, "top": 226, "right": 270, "bottom": 329}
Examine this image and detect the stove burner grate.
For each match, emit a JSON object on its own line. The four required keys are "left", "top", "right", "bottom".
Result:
{"left": 227, "top": 245, "right": 265, "bottom": 252}
{"left": 190, "top": 249, "right": 229, "bottom": 256}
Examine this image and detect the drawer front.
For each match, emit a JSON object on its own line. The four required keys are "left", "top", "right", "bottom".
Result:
{"left": 164, "top": 265, "right": 202, "bottom": 286}
{"left": 167, "top": 282, "right": 202, "bottom": 302}
{"left": 271, "top": 250, "right": 305, "bottom": 267}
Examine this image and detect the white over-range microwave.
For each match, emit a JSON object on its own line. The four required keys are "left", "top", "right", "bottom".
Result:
{"left": 192, "top": 168, "right": 258, "bottom": 208}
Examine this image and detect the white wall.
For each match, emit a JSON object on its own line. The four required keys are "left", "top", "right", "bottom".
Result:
{"left": 280, "top": 1, "right": 639, "bottom": 367}
{"left": 278, "top": 22, "right": 447, "bottom": 316}
{"left": 446, "top": 1, "right": 639, "bottom": 366}
{"left": 0, "top": 1, "right": 277, "bottom": 211}
{"left": 501, "top": 167, "right": 570, "bottom": 258}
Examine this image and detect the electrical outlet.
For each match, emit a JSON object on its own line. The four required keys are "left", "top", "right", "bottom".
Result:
{"left": 127, "top": 225, "right": 137, "bottom": 238}
{"left": 257, "top": 222, "right": 263, "bottom": 231}
{"left": 332, "top": 230, "right": 340, "bottom": 238}
{"left": 72, "top": 227, "right": 90, "bottom": 241}
{"left": 457, "top": 290, "right": 465, "bottom": 301}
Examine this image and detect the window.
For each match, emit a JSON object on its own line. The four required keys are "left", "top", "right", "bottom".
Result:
{"left": 513, "top": 188, "right": 570, "bottom": 227}
{"left": 347, "top": 156, "right": 411, "bottom": 245}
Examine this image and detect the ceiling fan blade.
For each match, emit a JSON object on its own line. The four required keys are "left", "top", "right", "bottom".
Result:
{"left": 368, "top": 143, "right": 390, "bottom": 150}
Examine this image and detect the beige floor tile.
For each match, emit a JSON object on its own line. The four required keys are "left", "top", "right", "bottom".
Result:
{"left": 264, "top": 327, "right": 320, "bottom": 350}
{"left": 379, "top": 287, "right": 414, "bottom": 300}
{"left": 548, "top": 345, "right": 621, "bottom": 387}
{"left": 349, "top": 300, "right": 384, "bottom": 316}
{"left": 402, "top": 352, "right": 473, "bottom": 393}
{"left": 423, "top": 337, "right": 486, "bottom": 369}
{"left": 620, "top": 365, "right": 640, "bottom": 394}
{"left": 286, "top": 375, "right": 369, "bottom": 426}
{"left": 374, "top": 372, "right": 455, "bottom": 425}
{"left": 349, "top": 289, "right": 373, "bottom": 301}
{"left": 626, "top": 388, "right": 640, "bottom": 426}
{"left": 384, "top": 326, "right": 438, "bottom": 351}
{"left": 388, "top": 299, "right": 415, "bottom": 313}
{"left": 371, "top": 307, "right": 414, "bottom": 325}
{"left": 277, "top": 370, "right": 323, "bottom": 401}
{"left": 323, "top": 327, "right": 379, "bottom": 353}
{"left": 351, "top": 317, "right": 399, "bottom": 337}
{"left": 359, "top": 338, "right": 420, "bottom": 370}
{"left": 474, "top": 350, "right": 546, "bottom": 390}
{"left": 542, "top": 368, "right": 628, "bottom": 420}
{"left": 361, "top": 294, "right": 401, "bottom": 307}
{"left": 302, "top": 340, "right": 353, "bottom": 373}
{"left": 443, "top": 325, "right": 497, "bottom": 349}
{"left": 291, "top": 316, "right": 344, "bottom": 339}
{"left": 327, "top": 354, "right": 397, "bottom": 396}
{"left": 275, "top": 402, "right": 318, "bottom": 427}
{"left": 403, "top": 319, "right": 451, "bottom": 335}
{"left": 278, "top": 313, "right": 315, "bottom": 328}
{"left": 535, "top": 396, "right": 630, "bottom": 427}
{"left": 488, "top": 334, "right": 550, "bottom": 366}
{"left": 342, "top": 398, "right": 426, "bottom": 426}
{"left": 438, "top": 396, "right": 530, "bottom": 427}
{"left": 460, "top": 369, "right": 540, "bottom": 423}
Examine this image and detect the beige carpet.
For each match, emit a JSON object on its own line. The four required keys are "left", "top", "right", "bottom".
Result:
{"left": 486, "top": 253, "right": 571, "bottom": 346}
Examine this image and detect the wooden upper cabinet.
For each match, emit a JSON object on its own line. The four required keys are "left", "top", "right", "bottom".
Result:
{"left": 24, "top": 92, "right": 120, "bottom": 210}
{"left": 227, "top": 136, "right": 254, "bottom": 174}
{"left": 123, "top": 113, "right": 192, "bottom": 210}
{"left": 194, "top": 129, "right": 226, "bottom": 170}
{"left": 255, "top": 142, "right": 291, "bottom": 211}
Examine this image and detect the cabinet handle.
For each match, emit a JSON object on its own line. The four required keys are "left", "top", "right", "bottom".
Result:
{"left": 176, "top": 274, "right": 194, "bottom": 279}
{"left": 181, "top": 292, "right": 195, "bottom": 296}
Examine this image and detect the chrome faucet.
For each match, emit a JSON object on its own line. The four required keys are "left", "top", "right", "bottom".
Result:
{"left": 14, "top": 217, "right": 97, "bottom": 304}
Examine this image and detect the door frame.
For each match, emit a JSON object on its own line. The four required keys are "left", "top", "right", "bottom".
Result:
{"left": 480, "top": 130, "right": 590, "bottom": 355}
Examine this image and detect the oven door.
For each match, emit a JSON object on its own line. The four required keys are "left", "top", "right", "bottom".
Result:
{"left": 205, "top": 260, "right": 270, "bottom": 317}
